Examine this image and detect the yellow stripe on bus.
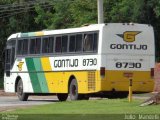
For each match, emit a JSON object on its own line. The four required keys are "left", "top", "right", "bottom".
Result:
{"left": 36, "top": 32, "right": 44, "bottom": 36}
{"left": 41, "top": 57, "right": 54, "bottom": 93}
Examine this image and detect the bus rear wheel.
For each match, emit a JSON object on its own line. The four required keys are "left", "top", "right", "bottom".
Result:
{"left": 57, "top": 93, "right": 68, "bottom": 101}
{"left": 17, "top": 79, "right": 28, "bottom": 101}
{"left": 69, "top": 79, "right": 83, "bottom": 100}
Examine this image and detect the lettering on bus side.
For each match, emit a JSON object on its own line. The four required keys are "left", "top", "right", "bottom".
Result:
{"left": 115, "top": 62, "right": 142, "bottom": 69}
{"left": 53, "top": 58, "right": 97, "bottom": 68}
{"left": 54, "top": 59, "right": 78, "bottom": 68}
{"left": 110, "top": 44, "right": 147, "bottom": 50}
{"left": 82, "top": 58, "right": 97, "bottom": 66}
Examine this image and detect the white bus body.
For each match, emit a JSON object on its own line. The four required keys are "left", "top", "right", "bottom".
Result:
{"left": 4, "top": 23, "right": 155, "bottom": 101}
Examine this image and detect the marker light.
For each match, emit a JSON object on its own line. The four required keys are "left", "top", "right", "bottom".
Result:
{"left": 100, "top": 67, "right": 105, "bottom": 77}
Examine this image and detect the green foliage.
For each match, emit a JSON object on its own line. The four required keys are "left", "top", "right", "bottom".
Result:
{"left": 35, "top": 2, "right": 54, "bottom": 29}
{"left": 35, "top": 0, "right": 97, "bottom": 29}
{"left": 0, "top": 77, "right": 3, "bottom": 89}
{"left": 34, "top": 0, "right": 160, "bottom": 30}
{"left": 103, "top": 0, "right": 157, "bottom": 23}
{"left": 50, "top": 0, "right": 73, "bottom": 28}
{"left": 70, "top": 0, "right": 97, "bottom": 27}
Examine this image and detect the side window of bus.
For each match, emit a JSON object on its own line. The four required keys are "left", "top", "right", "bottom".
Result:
{"left": 5, "top": 49, "right": 11, "bottom": 70}
{"left": 29, "top": 38, "right": 41, "bottom": 54}
{"left": 5, "top": 39, "right": 16, "bottom": 70}
{"left": 83, "top": 32, "right": 98, "bottom": 52}
{"left": 17, "top": 40, "right": 23, "bottom": 55}
{"left": 23, "top": 39, "right": 29, "bottom": 54}
{"left": 55, "top": 36, "right": 62, "bottom": 53}
{"left": 83, "top": 33, "right": 93, "bottom": 51}
{"left": 62, "top": 35, "right": 68, "bottom": 53}
{"left": 93, "top": 33, "right": 98, "bottom": 51}
{"left": 17, "top": 39, "right": 28, "bottom": 55}
{"left": 11, "top": 47, "right": 15, "bottom": 67}
{"left": 76, "top": 34, "right": 83, "bottom": 52}
{"left": 42, "top": 37, "right": 54, "bottom": 53}
{"left": 69, "top": 34, "right": 83, "bottom": 53}
{"left": 69, "top": 35, "right": 76, "bottom": 52}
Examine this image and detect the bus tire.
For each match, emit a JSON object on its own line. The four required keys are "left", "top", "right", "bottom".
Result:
{"left": 16, "top": 79, "right": 28, "bottom": 101}
{"left": 57, "top": 93, "right": 68, "bottom": 101}
{"left": 69, "top": 79, "right": 82, "bottom": 100}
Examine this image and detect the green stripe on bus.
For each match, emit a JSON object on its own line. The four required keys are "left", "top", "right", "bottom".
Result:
{"left": 25, "top": 58, "right": 42, "bottom": 93}
{"left": 33, "top": 58, "right": 49, "bottom": 93}
{"left": 21, "top": 33, "right": 28, "bottom": 37}
{"left": 21, "top": 32, "right": 36, "bottom": 38}
{"left": 28, "top": 32, "right": 35, "bottom": 37}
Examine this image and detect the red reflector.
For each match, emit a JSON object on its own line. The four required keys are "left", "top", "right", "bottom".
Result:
{"left": 123, "top": 72, "right": 133, "bottom": 78}
{"left": 151, "top": 68, "right": 154, "bottom": 77}
{"left": 100, "top": 67, "right": 105, "bottom": 77}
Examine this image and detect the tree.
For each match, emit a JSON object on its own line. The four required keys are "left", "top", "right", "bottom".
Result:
{"left": 35, "top": 0, "right": 97, "bottom": 29}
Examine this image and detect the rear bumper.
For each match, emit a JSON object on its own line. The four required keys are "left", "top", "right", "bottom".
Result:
{"left": 99, "top": 70, "right": 154, "bottom": 92}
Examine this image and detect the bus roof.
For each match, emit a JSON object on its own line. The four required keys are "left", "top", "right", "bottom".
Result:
{"left": 7, "top": 23, "right": 152, "bottom": 41}
{"left": 7, "top": 24, "right": 105, "bottom": 41}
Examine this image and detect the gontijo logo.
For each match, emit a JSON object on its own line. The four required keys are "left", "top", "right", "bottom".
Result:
{"left": 17, "top": 62, "right": 24, "bottom": 71}
{"left": 117, "top": 31, "right": 141, "bottom": 42}
{"left": 110, "top": 31, "right": 148, "bottom": 50}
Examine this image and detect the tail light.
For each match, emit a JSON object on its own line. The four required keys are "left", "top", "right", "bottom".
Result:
{"left": 100, "top": 67, "right": 105, "bottom": 77}
{"left": 151, "top": 68, "right": 154, "bottom": 78}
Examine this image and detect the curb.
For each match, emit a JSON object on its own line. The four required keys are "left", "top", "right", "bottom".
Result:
{"left": 0, "top": 90, "right": 16, "bottom": 96}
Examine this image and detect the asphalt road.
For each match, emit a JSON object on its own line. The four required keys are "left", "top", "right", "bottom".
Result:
{"left": 0, "top": 95, "right": 110, "bottom": 112}
{"left": 0, "top": 95, "right": 58, "bottom": 112}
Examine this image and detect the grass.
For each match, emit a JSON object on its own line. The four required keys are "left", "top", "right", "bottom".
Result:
{"left": 9, "top": 99, "right": 160, "bottom": 114}
{"left": 2, "top": 99, "right": 160, "bottom": 120}
{"left": 0, "top": 77, "right": 3, "bottom": 89}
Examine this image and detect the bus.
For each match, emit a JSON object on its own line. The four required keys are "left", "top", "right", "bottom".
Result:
{"left": 4, "top": 23, "right": 155, "bottom": 101}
